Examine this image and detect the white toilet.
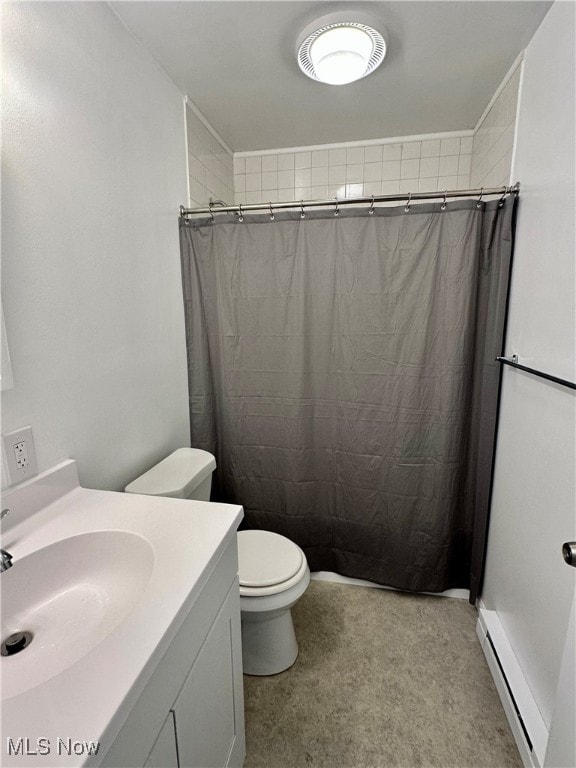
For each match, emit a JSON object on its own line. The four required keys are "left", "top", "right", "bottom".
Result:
{"left": 125, "top": 448, "right": 310, "bottom": 676}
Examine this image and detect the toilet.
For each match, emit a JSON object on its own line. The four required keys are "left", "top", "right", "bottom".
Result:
{"left": 125, "top": 448, "right": 310, "bottom": 676}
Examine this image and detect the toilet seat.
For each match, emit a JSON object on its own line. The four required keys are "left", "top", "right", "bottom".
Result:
{"left": 238, "top": 530, "right": 307, "bottom": 596}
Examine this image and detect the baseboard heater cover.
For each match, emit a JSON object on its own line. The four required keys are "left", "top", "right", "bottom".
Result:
{"left": 476, "top": 605, "right": 549, "bottom": 768}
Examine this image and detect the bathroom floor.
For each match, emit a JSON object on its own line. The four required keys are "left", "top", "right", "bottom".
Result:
{"left": 243, "top": 580, "right": 522, "bottom": 768}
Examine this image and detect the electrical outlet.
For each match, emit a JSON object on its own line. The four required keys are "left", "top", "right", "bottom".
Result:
{"left": 2, "top": 426, "right": 38, "bottom": 485}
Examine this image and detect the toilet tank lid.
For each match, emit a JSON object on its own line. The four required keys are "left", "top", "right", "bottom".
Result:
{"left": 124, "top": 448, "right": 216, "bottom": 498}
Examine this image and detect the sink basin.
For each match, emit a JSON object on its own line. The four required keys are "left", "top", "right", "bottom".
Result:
{"left": 1, "top": 531, "right": 155, "bottom": 700}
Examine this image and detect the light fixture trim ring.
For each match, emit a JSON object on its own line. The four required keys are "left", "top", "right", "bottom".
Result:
{"left": 297, "top": 19, "right": 386, "bottom": 84}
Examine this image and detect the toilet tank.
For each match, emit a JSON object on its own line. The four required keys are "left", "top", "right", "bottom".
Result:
{"left": 124, "top": 448, "right": 216, "bottom": 501}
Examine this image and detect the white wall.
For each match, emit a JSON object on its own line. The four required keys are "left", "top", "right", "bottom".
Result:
{"left": 1, "top": 2, "right": 190, "bottom": 491}
{"left": 234, "top": 132, "right": 473, "bottom": 205}
{"left": 482, "top": 0, "right": 575, "bottom": 731}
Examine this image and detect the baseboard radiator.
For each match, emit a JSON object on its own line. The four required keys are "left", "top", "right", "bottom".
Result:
{"left": 476, "top": 602, "right": 549, "bottom": 768}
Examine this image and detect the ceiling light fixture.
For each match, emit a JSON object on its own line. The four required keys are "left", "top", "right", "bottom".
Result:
{"left": 297, "top": 13, "right": 386, "bottom": 86}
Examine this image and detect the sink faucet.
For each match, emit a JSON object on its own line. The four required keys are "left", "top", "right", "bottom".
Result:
{"left": 1, "top": 509, "right": 13, "bottom": 572}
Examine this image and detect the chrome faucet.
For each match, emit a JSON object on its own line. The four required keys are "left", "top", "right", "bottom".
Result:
{"left": 1, "top": 509, "right": 13, "bottom": 572}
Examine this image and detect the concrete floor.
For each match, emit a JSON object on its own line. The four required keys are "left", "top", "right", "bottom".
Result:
{"left": 243, "top": 580, "right": 521, "bottom": 768}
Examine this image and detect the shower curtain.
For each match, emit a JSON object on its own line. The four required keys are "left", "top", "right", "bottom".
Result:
{"left": 179, "top": 197, "right": 516, "bottom": 603}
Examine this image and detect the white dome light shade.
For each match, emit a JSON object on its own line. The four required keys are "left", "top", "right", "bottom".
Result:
{"left": 298, "top": 21, "right": 386, "bottom": 85}
{"left": 310, "top": 27, "right": 374, "bottom": 85}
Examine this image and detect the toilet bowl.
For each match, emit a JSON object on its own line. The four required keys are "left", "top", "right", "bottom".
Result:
{"left": 125, "top": 448, "right": 310, "bottom": 676}
{"left": 237, "top": 529, "right": 310, "bottom": 675}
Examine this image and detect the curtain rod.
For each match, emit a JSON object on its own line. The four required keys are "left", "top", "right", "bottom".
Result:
{"left": 179, "top": 183, "right": 520, "bottom": 218}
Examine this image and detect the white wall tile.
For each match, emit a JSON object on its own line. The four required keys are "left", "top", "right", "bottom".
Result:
{"left": 440, "top": 137, "right": 461, "bottom": 156}
{"left": 382, "top": 160, "right": 401, "bottom": 180}
{"left": 382, "top": 143, "right": 402, "bottom": 161}
{"left": 438, "top": 175, "right": 458, "bottom": 190}
{"left": 245, "top": 156, "right": 262, "bottom": 174}
{"left": 399, "top": 178, "right": 418, "bottom": 193}
{"left": 345, "top": 183, "right": 364, "bottom": 198}
{"left": 329, "top": 165, "right": 347, "bottom": 185}
{"left": 402, "top": 141, "right": 421, "bottom": 159}
{"left": 363, "top": 181, "right": 382, "bottom": 195}
{"left": 312, "top": 150, "right": 329, "bottom": 167}
{"left": 311, "top": 166, "right": 329, "bottom": 186}
{"left": 245, "top": 172, "right": 261, "bottom": 192}
{"left": 186, "top": 104, "right": 234, "bottom": 208}
{"left": 458, "top": 154, "right": 472, "bottom": 175}
{"left": 346, "top": 146, "right": 365, "bottom": 165}
{"left": 364, "top": 162, "right": 382, "bottom": 182}
{"left": 278, "top": 169, "right": 294, "bottom": 188}
{"left": 364, "top": 145, "right": 383, "bottom": 163}
{"left": 277, "top": 153, "right": 295, "bottom": 171}
{"left": 346, "top": 163, "right": 364, "bottom": 182}
{"left": 470, "top": 63, "right": 520, "bottom": 189}
{"left": 420, "top": 156, "right": 440, "bottom": 178}
{"left": 381, "top": 180, "right": 400, "bottom": 194}
{"left": 401, "top": 158, "right": 420, "bottom": 178}
{"left": 294, "top": 151, "right": 312, "bottom": 169}
{"left": 262, "top": 155, "right": 278, "bottom": 172}
{"left": 295, "top": 168, "right": 312, "bottom": 187}
{"left": 262, "top": 171, "right": 278, "bottom": 190}
{"left": 231, "top": 122, "right": 512, "bottom": 208}
{"left": 311, "top": 184, "right": 329, "bottom": 198}
{"left": 439, "top": 155, "right": 459, "bottom": 176}
{"left": 421, "top": 139, "right": 441, "bottom": 157}
{"left": 329, "top": 148, "right": 347, "bottom": 166}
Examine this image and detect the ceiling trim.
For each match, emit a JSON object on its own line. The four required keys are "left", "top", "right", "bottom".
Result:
{"left": 235, "top": 129, "right": 474, "bottom": 158}
{"left": 473, "top": 51, "right": 525, "bottom": 133}
{"left": 184, "top": 95, "right": 233, "bottom": 156}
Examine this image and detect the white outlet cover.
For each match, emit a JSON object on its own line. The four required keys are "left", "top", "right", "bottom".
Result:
{"left": 2, "top": 426, "right": 38, "bottom": 486}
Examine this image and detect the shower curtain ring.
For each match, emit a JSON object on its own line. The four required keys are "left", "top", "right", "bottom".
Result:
{"left": 368, "top": 195, "right": 375, "bottom": 215}
{"left": 208, "top": 202, "right": 215, "bottom": 223}
{"left": 441, "top": 190, "right": 448, "bottom": 211}
{"left": 300, "top": 200, "right": 306, "bottom": 219}
{"left": 498, "top": 187, "right": 508, "bottom": 208}
{"left": 404, "top": 193, "right": 411, "bottom": 213}
{"left": 334, "top": 198, "right": 340, "bottom": 217}
{"left": 476, "top": 188, "right": 484, "bottom": 208}
{"left": 269, "top": 202, "right": 275, "bottom": 221}
{"left": 238, "top": 204, "right": 244, "bottom": 222}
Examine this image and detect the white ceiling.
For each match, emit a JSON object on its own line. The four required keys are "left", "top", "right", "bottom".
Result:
{"left": 113, "top": 1, "right": 551, "bottom": 152}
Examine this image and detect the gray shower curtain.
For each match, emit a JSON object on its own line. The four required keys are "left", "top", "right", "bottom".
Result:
{"left": 179, "top": 198, "right": 516, "bottom": 602}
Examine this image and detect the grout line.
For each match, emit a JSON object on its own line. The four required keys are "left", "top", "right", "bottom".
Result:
{"left": 235, "top": 130, "right": 474, "bottom": 158}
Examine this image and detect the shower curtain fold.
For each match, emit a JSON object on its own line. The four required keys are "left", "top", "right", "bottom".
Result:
{"left": 179, "top": 199, "right": 516, "bottom": 603}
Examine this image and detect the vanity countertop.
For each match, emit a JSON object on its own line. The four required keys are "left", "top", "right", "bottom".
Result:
{"left": 1, "top": 460, "right": 243, "bottom": 767}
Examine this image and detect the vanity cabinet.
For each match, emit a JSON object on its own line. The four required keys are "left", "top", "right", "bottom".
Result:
{"left": 102, "top": 538, "right": 245, "bottom": 768}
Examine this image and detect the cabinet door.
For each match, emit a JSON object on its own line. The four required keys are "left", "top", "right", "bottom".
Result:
{"left": 173, "top": 584, "right": 245, "bottom": 768}
{"left": 144, "top": 711, "right": 179, "bottom": 768}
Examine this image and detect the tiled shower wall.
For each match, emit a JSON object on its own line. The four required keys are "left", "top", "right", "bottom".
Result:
{"left": 183, "top": 57, "right": 520, "bottom": 209}
{"left": 185, "top": 101, "right": 234, "bottom": 207}
{"left": 471, "top": 61, "right": 522, "bottom": 188}
{"left": 233, "top": 134, "right": 473, "bottom": 205}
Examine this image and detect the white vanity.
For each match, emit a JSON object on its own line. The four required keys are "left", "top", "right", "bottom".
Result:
{"left": 0, "top": 460, "right": 245, "bottom": 768}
